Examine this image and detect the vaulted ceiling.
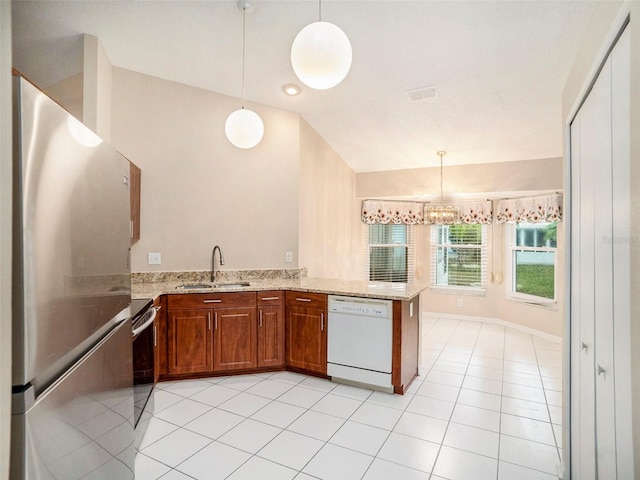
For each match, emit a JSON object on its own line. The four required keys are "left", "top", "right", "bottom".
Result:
{"left": 12, "top": 0, "right": 596, "bottom": 172}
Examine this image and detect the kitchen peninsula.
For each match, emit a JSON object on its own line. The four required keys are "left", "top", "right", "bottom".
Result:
{"left": 133, "top": 272, "right": 428, "bottom": 395}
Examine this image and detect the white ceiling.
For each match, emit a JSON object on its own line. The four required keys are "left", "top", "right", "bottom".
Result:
{"left": 11, "top": 0, "right": 596, "bottom": 172}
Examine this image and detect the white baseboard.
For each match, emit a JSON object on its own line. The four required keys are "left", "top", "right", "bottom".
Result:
{"left": 422, "top": 311, "right": 562, "bottom": 343}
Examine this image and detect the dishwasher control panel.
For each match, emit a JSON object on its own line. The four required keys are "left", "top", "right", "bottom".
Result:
{"left": 328, "top": 295, "right": 392, "bottom": 319}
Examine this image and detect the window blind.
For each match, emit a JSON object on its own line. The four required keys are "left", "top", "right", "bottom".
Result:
{"left": 366, "top": 224, "right": 414, "bottom": 283}
{"left": 430, "top": 224, "right": 487, "bottom": 289}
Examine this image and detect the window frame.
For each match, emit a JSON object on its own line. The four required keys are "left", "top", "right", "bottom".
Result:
{"left": 506, "top": 222, "right": 558, "bottom": 307}
{"left": 430, "top": 223, "right": 488, "bottom": 295}
{"left": 366, "top": 224, "right": 414, "bottom": 283}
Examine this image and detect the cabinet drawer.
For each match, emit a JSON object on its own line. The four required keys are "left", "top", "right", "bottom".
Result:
{"left": 285, "top": 291, "right": 327, "bottom": 309}
{"left": 257, "top": 290, "right": 283, "bottom": 305}
{"left": 167, "top": 292, "right": 257, "bottom": 309}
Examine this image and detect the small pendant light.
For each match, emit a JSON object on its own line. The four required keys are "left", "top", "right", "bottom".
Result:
{"left": 225, "top": 0, "right": 264, "bottom": 149}
{"left": 290, "top": 0, "right": 352, "bottom": 90}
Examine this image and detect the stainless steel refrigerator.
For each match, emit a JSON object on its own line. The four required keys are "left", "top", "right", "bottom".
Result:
{"left": 11, "top": 75, "right": 135, "bottom": 479}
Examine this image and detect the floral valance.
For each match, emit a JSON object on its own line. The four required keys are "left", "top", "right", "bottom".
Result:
{"left": 423, "top": 200, "right": 493, "bottom": 225}
{"left": 361, "top": 200, "right": 424, "bottom": 225}
{"left": 495, "top": 193, "right": 563, "bottom": 224}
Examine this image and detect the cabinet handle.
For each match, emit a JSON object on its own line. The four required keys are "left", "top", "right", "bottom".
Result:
{"left": 215, "top": 312, "right": 218, "bottom": 330}
{"left": 597, "top": 364, "right": 606, "bottom": 376}
{"left": 321, "top": 313, "right": 324, "bottom": 331}
{"left": 208, "top": 312, "right": 211, "bottom": 330}
{"left": 130, "top": 220, "right": 133, "bottom": 239}
{"left": 261, "top": 296, "right": 279, "bottom": 301}
{"left": 153, "top": 324, "right": 157, "bottom": 347}
{"left": 259, "top": 310, "right": 263, "bottom": 327}
{"left": 296, "top": 297, "right": 312, "bottom": 302}
{"left": 581, "top": 341, "right": 588, "bottom": 352}
{"left": 204, "top": 299, "right": 222, "bottom": 304}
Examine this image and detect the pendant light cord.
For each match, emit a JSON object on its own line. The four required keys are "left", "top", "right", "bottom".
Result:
{"left": 439, "top": 152, "right": 444, "bottom": 203}
{"left": 241, "top": 5, "right": 246, "bottom": 108}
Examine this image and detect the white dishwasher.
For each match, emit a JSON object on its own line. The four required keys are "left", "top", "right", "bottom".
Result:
{"left": 327, "top": 295, "right": 393, "bottom": 392}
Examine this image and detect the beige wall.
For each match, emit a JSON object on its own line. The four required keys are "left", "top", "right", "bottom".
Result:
{"left": 357, "top": 157, "right": 563, "bottom": 199}
{"left": 298, "top": 118, "right": 364, "bottom": 280}
{"left": 561, "top": 0, "right": 640, "bottom": 473}
{"left": 110, "top": 67, "right": 301, "bottom": 273}
{"left": 82, "top": 34, "right": 112, "bottom": 142}
{"left": 44, "top": 72, "right": 83, "bottom": 120}
{"left": 0, "top": 1, "right": 11, "bottom": 478}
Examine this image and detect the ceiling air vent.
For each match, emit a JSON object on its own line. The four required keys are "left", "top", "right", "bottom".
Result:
{"left": 407, "top": 86, "right": 438, "bottom": 102}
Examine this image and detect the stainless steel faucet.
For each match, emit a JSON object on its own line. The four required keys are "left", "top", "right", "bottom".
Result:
{"left": 211, "top": 245, "right": 225, "bottom": 282}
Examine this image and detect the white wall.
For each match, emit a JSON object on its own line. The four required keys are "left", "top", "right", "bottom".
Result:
{"left": 0, "top": 2, "right": 11, "bottom": 478}
{"left": 110, "top": 67, "right": 301, "bottom": 273}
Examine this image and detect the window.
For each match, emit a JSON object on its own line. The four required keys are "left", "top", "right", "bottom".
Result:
{"left": 431, "top": 224, "right": 487, "bottom": 290}
{"left": 367, "top": 224, "right": 413, "bottom": 283}
{"left": 509, "top": 222, "right": 557, "bottom": 302}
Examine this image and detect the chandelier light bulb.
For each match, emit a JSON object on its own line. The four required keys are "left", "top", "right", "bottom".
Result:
{"left": 291, "top": 21, "right": 352, "bottom": 90}
{"left": 225, "top": 108, "right": 264, "bottom": 149}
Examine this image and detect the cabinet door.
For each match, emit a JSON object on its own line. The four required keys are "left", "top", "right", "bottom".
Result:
{"left": 214, "top": 307, "right": 257, "bottom": 371}
{"left": 285, "top": 306, "right": 326, "bottom": 374}
{"left": 258, "top": 305, "right": 284, "bottom": 368}
{"left": 129, "top": 161, "right": 141, "bottom": 243}
{"left": 167, "top": 309, "right": 213, "bottom": 375}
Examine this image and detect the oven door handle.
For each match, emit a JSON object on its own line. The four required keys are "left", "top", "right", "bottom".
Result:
{"left": 132, "top": 306, "right": 159, "bottom": 337}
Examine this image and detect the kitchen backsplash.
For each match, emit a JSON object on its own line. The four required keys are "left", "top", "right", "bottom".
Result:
{"left": 132, "top": 268, "right": 307, "bottom": 284}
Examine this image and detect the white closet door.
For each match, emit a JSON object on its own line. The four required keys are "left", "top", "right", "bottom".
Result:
{"left": 569, "top": 114, "right": 584, "bottom": 479}
{"left": 610, "top": 28, "right": 633, "bottom": 480}
{"left": 570, "top": 24, "right": 632, "bottom": 480}
{"left": 589, "top": 58, "right": 617, "bottom": 479}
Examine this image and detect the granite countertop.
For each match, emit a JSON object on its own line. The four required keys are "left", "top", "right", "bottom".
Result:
{"left": 132, "top": 276, "right": 429, "bottom": 302}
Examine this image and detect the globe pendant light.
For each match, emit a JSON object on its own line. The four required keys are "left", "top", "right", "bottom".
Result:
{"left": 290, "top": 0, "right": 352, "bottom": 90}
{"left": 225, "top": 1, "right": 264, "bottom": 149}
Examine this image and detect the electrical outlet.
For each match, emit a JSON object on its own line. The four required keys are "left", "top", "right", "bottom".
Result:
{"left": 457, "top": 298, "right": 463, "bottom": 307}
{"left": 148, "top": 252, "right": 161, "bottom": 265}
{"left": 285, "top": 251, "right": 293, "bottom": 263}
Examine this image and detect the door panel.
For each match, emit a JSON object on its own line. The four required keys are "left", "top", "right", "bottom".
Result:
{"left": 168, "top": 310, "right": 212, "bottom": 375}
{"left": 214, "top": 307, "right": 257, "bottom": 371}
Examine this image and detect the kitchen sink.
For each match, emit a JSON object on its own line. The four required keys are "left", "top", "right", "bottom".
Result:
{"left": 175, "top": 283, "right": 212, "bottom": 290}
{"left": 212, "top": 282, "right": 250, "bottom": 288}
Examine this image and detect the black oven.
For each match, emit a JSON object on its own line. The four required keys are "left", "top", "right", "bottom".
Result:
{"left": 131, "top": 298, "right": 157, "bottom": 449}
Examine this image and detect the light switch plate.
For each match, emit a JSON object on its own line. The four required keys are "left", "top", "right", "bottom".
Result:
{"left": 148, "top": 252, "right": 161, "bottom": 265}
{"left": 285, "top": 251, "right": 293, "bottom": 263}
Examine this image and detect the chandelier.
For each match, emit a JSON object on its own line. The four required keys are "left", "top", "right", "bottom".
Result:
{"left": 425, "top": 151, "right": 459, "bottom": 224}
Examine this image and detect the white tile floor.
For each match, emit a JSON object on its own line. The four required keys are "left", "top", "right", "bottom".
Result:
{"left": 135, "top": 317, "right": 563, "bottom": 480}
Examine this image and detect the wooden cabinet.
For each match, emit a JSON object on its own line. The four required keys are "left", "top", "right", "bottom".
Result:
{"left": 164, "top": 292, "right": 257, "bottom": 378}
{"left": 129, "top": 161, "right": 141, "bottom": 243}
{"left": 285, "top": 291, "right": 327, "bottom": 375}
{"left": 257, "top": 291, "right": 284, "bottom": 368}
{"left": 213, "top": 306, "right": 257, "bottom": 371}
{"left": 167, "top": 308, "right": 213, "bottom": 375}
